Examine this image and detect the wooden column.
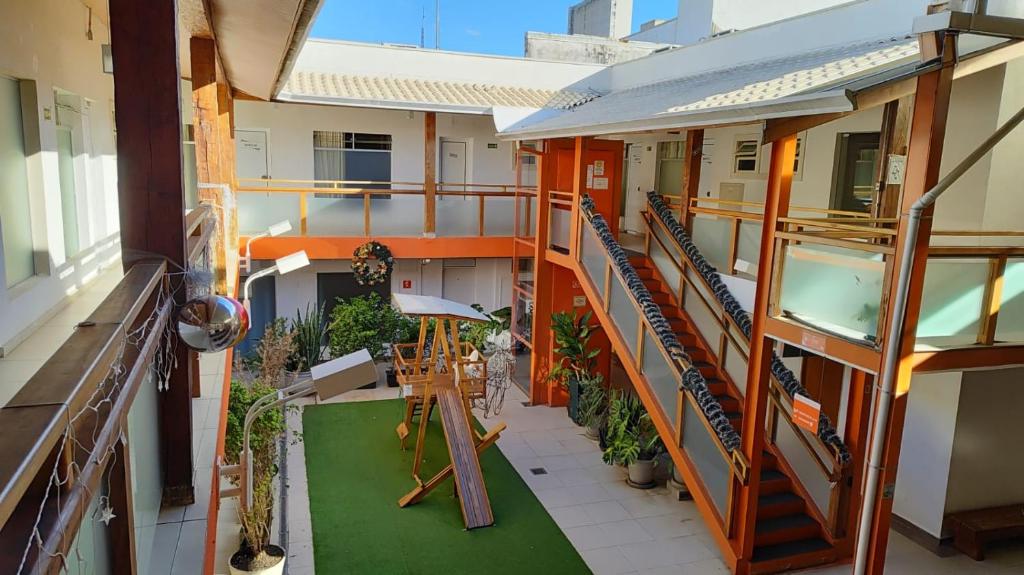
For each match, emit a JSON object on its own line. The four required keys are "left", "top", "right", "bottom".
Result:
{"left": 680, "top": 129, "right": 704, "bottom": 230}
{"left": 873, "top": 96, "right": 913, "bottom": 219}
{"left": 108, "top": 435, "right": 138, "bottom": 575}
{"left": 109, "top": 0, "right": 194, "bottom": 505}
{"left": 217, "top": 81, "right": 239, "bottom": 293}
{"left": 528, "top": 143, "right": 556, "bottom": 405}
{"left": 733, "top": 135, "right": 797, "bottom": 571}
{"left": 424, "top": 112, "right": 437, "bottom": 235}
{"left": 862, "top": 33, "right": 955, "bottom": 574}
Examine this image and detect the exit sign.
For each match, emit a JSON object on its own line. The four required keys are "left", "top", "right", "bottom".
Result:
{"left": 402, "top": 280, "right": 412, "bottom": 289}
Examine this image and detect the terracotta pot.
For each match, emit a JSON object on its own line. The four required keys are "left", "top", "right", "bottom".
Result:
{"left": 229, "top": 545, "right": 286, "bottom": 575}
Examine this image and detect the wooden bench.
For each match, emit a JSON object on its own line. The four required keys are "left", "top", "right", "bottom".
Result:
{"left": 948, "top": 504, "right": 1024, "bottom": 560}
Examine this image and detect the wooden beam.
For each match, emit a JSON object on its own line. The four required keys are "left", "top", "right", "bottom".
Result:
{"left": 911, "top": 344, "right": 1024, "bottom": 372}
{"left": 109, "top": 0, "right": 195, "bottom": 505}
{"left": 762, "top": 112, "right": 848, "bottom": 144}
{"left": 873, "top": 96, "right": 913, "bottom": 219}
{"left": 862, "top": 33, "right": 956, "bottom": 575}
{"left": 424, "top": 112, "right": 437, "bottom": 235}
{"left": 245, "top": 236, "right": 515, "bottom": 260}
{"left": 734, "top": 134, "right": 797, "bottom": 572}
{"left": 680, "top": 129, "right": 704, "bottom": 229}
{"left": 217, "top": 80, "right": 238, "bottom": 295}
{"left": 108, "top": 436, "right": 138, "bottom": 575}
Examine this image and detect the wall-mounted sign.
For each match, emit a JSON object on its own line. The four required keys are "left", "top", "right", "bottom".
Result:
{"left": 801, "top": 330, "right": 826, "bottom": 353}
{"left": 886, "top": 154, "right": 907, "bottom": 185}
{"left": 586, "top": 165, "right": 594, "bottom": 188}
{"left": 792, "top": 394, "right": 821, "bottom": 434}
{"left": 573, "top": 295, "right": 587, "bottom": 307}
{"left": 592, "top": 177, "right": 609, "bottom": 190}
{"left": 487, "top": 143, "right": 499, "bottom": 149}
{"left": 593, "top": 160, "right": 605, "bottom": 176}
{"left": 402, "top": 280, "right": 412, "bottom": 289}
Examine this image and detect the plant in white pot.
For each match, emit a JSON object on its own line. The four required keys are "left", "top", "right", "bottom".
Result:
{"left": 602, "top": 390, "right": 663, "bottom": 488}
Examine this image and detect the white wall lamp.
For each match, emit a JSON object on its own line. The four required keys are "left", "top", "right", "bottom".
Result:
{"left": 219, "top": 349, "right": 378, "bottom": 511}
{"left": 241, "top": 220, "right": 293, "bottom": 274}
{"left": 242, "top": 250, "right": 309, "bottom": 313}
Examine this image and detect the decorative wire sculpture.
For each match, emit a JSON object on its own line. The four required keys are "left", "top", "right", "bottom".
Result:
{"left": 479, "top": 331, "right": 515, "bottom": 418}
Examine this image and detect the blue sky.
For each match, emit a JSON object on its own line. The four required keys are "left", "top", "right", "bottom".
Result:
{"left": 310, "top": 0, "right": 678, "bottom": 56}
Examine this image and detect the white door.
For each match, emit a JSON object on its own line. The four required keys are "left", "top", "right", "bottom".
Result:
{"left": 624, "top": 143, "right": 652, "bottom": 233}
{"left": 236, "top": 130, "right": 269, "bottom": 186}
{"left": 440, "top": 139, "right": 467, "bottom": 194}
{"left": 442, "top": 266, "right": 477, "bottom": 306}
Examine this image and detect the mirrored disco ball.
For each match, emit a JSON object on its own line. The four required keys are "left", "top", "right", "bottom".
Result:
{"left": 176, "top": 295, "right": 249, "bottom": 353}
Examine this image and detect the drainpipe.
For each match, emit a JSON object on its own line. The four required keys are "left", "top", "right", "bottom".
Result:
{"left": 853, "top": 102, "right": 1024, "bottom": 574}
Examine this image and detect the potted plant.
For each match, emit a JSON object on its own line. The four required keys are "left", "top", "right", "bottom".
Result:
{"left": 225, "top": 328, "right": 291, "bottom": 574}
{"left": 328, "top": 292, "right": 402, "bottom": 389}
{"left": 578, "top": 374, "right": 607, "bottom": 440}
{"left": 548, "top": 311, "right": 600, "bottom": 424}
{"left": 289, "top": 303, "right": 327, "bottom": 375}
{"left": 602, "top": 390, "right": 663, "bottom": 488}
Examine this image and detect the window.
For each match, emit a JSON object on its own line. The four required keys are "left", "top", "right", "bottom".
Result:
{"left": 313, "top": 130, "right": 392, "bottom": 189}
{"left": 1, "top": 77, "right": 36, "bottom": 286}
{"left": 831, "top": 132, "right": 880, "bottom": 213}
{"left": 732, "top": 137, "right": 759, "bottom": 175}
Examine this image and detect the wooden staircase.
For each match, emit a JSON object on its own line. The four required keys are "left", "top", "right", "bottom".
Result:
{"left": 630, "top": 256, "right": 837, "bottom": 572}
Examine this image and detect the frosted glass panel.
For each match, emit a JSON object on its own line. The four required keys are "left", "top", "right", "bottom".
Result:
{"left": 609, "top": 275, "right": 639, "bottom": 358}
{"left": 779, "top": 244, "right": 885, "bottom": 342}
{"left": 691, "top": 215, "right": 731, "bottom": 271}
{"left": 649, "top": 238, "right": 681, "bottom": 298}
{"left": 682, "top": 399, "right": 730, "bottom": 517}
{"left": 371, "top": 196, "right": 424, "bottom": 236}
{"left": 67, "top": 479, "right": 113, "bottom": 575}
{"left": 437, "top": 197, "right": 477, "bottom": 236}
{"left": 549, "top": 207, "right": 571, "bottom": 251}
{"left": 735, "top": 221, "right": 762, "bottom": 277}
{"left": 917, "top": 258, "right": 989, "bottom": 346}
{"left": 306, "top": 195, "right": 362, "bottom": 236}
{"left": 724, "top": 341, "right": 748, "bottom": 395}
{"left": 775, "top": 418, "right": 831, "bottom": 516}
{"left": 129, "top": 371, "right": 163, "bottom": 572}
{"left": 484, "top": 197, "right": 514, "bottom": 236}
{"left": 0, "top": 77, "right": 35, "bottom": 286}
{"left": 516, "top": 196, "right": 536, "bottom": 237}
{"left": 996, "top": 258, "right": 1024, "bottom": 343}
{"left": 580, "top": 225, "right": 606, "bottom": 295}
{"left": 57, "top": 128, "right": 80, "bottom": 258}
{"left": 238, "top": 193, "right": 301, "bottom": 236}
{"left": 642, "top": 330, "right": 678, "bottom": 418}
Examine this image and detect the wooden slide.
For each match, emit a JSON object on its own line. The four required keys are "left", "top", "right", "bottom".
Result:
{"left": 434, "top": 378, "right": 493, "bottom": 529}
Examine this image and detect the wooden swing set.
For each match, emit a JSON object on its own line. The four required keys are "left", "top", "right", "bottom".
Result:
{"left": 391, "top": 294, "right": 507, "bottom": 530}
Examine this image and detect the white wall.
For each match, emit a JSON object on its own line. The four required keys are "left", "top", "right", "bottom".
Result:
{"left": 893, "top": 371, "right": 963, "bottom": 539}
{"left": 569, "top": 0, "right": 633, "bottom": 39}
{"left": 272, "top": 258, "right": 512, "bottom": 319}
{"left": 0, "top": 0, "right": 121, "bottom": 351}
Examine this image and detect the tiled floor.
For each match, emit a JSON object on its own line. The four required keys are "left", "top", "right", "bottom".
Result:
{"left": 273, "top": 383, "right": 1024, "bottom": 575}
{"left": 0, "top": 265, "right": 124, "bottom": 406}
{"left": 152, "top": 350, "right": 228, "bottom": 575}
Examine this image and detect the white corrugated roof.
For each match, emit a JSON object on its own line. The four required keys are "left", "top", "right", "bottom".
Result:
{"left": 279, "top": 70, "right": 601, "bottom": 112}
{"left": 500, "top": 35, "right": 921, "bottom": 138}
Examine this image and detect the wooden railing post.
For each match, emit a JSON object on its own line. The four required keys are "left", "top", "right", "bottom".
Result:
{"left": 424, "top": 112, "right": 437, "bottom": 235}
{"left": 680, "top": 129, "right": 704, "bottom": 230}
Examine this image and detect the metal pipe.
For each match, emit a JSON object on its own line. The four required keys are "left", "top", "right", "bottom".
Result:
{"left": 242, "top": 264, "right": 279, "bottom": 313}
{"left": 853, "top": 102, "right": 1024, "bottom": 574}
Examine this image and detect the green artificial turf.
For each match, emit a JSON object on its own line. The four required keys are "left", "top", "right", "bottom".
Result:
{"left": 302, "top": 399, "right": 590, "bottom": 574}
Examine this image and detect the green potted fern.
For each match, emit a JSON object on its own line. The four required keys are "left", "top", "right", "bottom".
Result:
{"left": 602, "top": 390, "right": 663, "bottom": 488}
{"left": 289, "top": 303, "right": 327, "bottom": 375}
{"left": 578, "top": 373, "right": 607, "bottom": 440}
{"left": 548, "top": 311, "right": 601, "bottom": 424}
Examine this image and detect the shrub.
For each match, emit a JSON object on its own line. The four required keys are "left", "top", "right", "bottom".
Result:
{"left": 327, "top": 292, "right": 402, "bottom": 361}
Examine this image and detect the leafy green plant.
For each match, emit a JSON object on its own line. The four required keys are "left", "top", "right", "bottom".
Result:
{"left": 327, "top": 292, "right": 402, "bottom": 361}
{"left": 290, "top": 303, "right": 327, "bottom": 371}
{"left": 602, "top": 390, "right": 663, "bottom": 466}
{"left": 548, "top": 311, "right": 600, "bottom": 388}
{"left": 578, "top": 374, "right": 608, "bottom": 429}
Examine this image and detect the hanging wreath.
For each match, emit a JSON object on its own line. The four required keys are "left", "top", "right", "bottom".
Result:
{"left": 352, "top": 241, "right": 394, "bottom": 286}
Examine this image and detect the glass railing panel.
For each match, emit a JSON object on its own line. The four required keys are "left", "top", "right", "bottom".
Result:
{"left": 129, "top": 370, "right": 162, "bottom": 571}
{"left": 580, "top": 224, "right": 607, "bottom": 294}
{"left": 917, "top": 258, "right": 990, "bottom": 347}
{"left": 691, "top": 215, "right": 732, "bottom": 271}
{"left": 304, "top": 194, "right": 363, "bottom": 236}
{"left": 373, "top": 196, "right": 426, "bottom": 236}
{"left": 608, "top": 274, "right": 640, "bottom": 358}
{"left": 550, "top": 206, "right": 572, "bottom": 251}
{"left": 688, "top": 293, "right": 724, "bottom": 354}
{"left": 649, "top": 236, "right": 682, "bottom": 297}
{"left": 996, "top": 258, "right": 1024, "bottom": 342}
{"left": 238, "top": 193, "right": 301, "bottom": 236}
{"left": 515, "top": 257, "right": 535, "bottom": 292}
{"left": 723, "top": 340, "right": 748, "bottom": 396}
{"left": 436, "top": 196, "right": 478, "bottom": 237}
{"left": 682, "top": 398, "right": 730, "bottom": 518}
{"left": 513, "top": 291, "right": 533, "bottom": 342}
{"left": 652, "top": 220, "right": 683, "bottom": 263}
{"left": 778, "top": 244, "right": 886, "bottom": 343}
{"left": 735, "top": 220, "right": 763, "bottom": 278}
{"left": 484, "top": 197, "right": 515, "bottom": 236}
{"left": 641, "top": 329, "right": 679, "bottom": 418}
{"left": 515, "top": 196, "right": 537, "bottom": 238}
{"left": 774, "top": 418, "right": 832, "bottom": 517}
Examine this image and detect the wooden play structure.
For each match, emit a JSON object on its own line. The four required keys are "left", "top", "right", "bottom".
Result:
{"left": 391, "top": 294, "right": 507, "bottom": 530}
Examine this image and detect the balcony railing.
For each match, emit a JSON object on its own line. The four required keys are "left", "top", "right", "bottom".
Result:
{"left": 670, "top": 196, "right": 1024, "bottom": 350}
{"left": 235, "top": 178, "right": 516, "bottom": 237}
{"left": 645, "top": 194, "right": 854, "bottom": 539}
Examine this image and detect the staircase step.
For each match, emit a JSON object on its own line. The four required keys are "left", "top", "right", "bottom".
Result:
{"left": 642, "top": 278, "right": 664, "bottom": 292}
{"left": 759, "top": 469, "right": 791, "bottom": 495}
{"left": 652, "top": 292, "right": 672, "bottom": 305}
{"left": 714, "top": 394, "right": 740, "bottom": 412}
{"left": 634, "top": 267, "right": 654, "bottom": 279}
{"left": 754, "top": 513, "right": 820, "bottom": 547}
{"left": 752, "top": 537, "right": 832, "bottom": 563}
{"left": 705, "top": 379, "right": 728, "bottom": 396}
{"left": 757, "top": 492, "right": 805, "bottom": 520}
{"left": 693, "top": 361, "right": 718, "bottom": 378}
